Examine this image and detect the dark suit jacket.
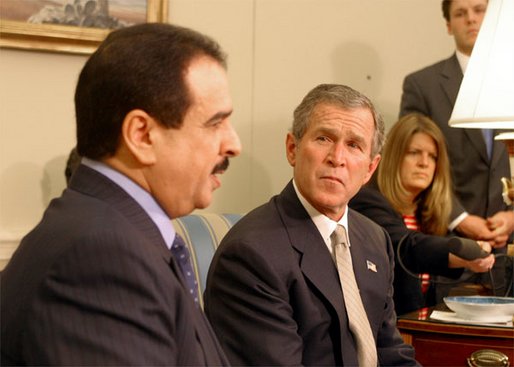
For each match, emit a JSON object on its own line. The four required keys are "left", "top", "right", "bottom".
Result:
{"left": 349, "top": 182, "right": 463, "bottom": 316}
{"left": 400, "top": 53, "right": 510, "bottom": 219}
{"left": 205, "top": 181, "right": 418, "bottom": 366}
{"left": 1, "top": 164, "right": 228, "bottom": 366}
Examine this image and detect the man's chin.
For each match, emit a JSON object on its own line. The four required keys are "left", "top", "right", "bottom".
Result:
{"left": 196, "top": 193, "right": 214, "bottom": 210}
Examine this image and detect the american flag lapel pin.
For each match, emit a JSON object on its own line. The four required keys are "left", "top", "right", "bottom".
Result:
{"left": 366, "top": 260, "right": 377, "bottom": 272}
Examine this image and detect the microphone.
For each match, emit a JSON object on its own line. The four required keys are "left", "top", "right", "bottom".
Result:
{"left": 447, "top": 237, "right": 490, "bottom": 260}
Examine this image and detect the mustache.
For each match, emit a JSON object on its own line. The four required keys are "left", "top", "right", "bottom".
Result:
{"left": 213, "top": 158, "right": 230, "bottom": 174}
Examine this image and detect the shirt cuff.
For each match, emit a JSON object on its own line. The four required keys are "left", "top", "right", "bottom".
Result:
{"left": 448, "top": 212, "right": 469, "bottom": 231}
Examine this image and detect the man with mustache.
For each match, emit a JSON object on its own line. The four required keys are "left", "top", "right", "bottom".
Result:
{"left": 400, "top": 0, "right": 510, "bottom": 299}
{"left": 1, "top": 23, "right": 241, "bottom": 365}
{"left": 205, "top": 84, "right": 419, "bottom": 366}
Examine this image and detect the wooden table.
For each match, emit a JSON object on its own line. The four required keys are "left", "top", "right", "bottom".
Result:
{"left": 397, "top": 306, "right": 514, "bottom": 366}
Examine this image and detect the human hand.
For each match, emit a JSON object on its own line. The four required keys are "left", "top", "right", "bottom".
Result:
{"left": 486, "top": 210, "right": 514, "bottom": 248}
{"left": 463, "top": 254, "right": 495, "bottom": 273}
{"left": 455, "top": 215, "right": 496, "bottom": 241}
{"left": 448, "top": 240, "right": 492, "bottom": 269}
{"left": 476, "top": 240, "right": 492, "bottom": 254}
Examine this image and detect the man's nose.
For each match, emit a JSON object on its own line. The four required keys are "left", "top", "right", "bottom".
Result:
{"left": 223, "top": 123, "right": 242, "bottom": 157}
{"left": 467, "top": 10, "right": 479, "bottom": 23}
{"left": 327, "top": 143, "right": 345, "bottom": 166}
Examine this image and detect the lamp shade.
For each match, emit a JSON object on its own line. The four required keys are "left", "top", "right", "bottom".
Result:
{"left": 448, "top": 0, "right": 514, "bottom": 129}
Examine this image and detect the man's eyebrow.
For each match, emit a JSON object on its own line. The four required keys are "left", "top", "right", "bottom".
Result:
{"left": 347, "top": 131, "right": 367, "bottom": 146}
{"left": 206, "top": 110, "right": 233, "bottom": 124}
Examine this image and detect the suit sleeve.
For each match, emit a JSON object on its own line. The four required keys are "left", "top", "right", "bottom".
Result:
{"left": 450, "top": 191, "right": 467, "bottom": 223}
{"left": 205, "top": 238, "right": 304, "bottom": 366}
{"left": 350, "top": 186, "right": 462, "bottom": 277}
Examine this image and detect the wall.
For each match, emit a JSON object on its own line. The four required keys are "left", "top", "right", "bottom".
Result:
{"left": 0, "top": 0, "right": 454, "bottom": 265}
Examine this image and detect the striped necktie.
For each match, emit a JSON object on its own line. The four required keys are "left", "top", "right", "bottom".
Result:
{"left": 170, "top": 233, "right": 200, "bottom": 307}
{"left": 332, "top": 225, "right": 377, "bottom": 367}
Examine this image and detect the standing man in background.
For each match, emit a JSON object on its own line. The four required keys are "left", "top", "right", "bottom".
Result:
{"left": 1, "top": 23, "right": 241, "bottom": 365}
{"left": 400, "top": 0, "right": 511, "bottom": 297}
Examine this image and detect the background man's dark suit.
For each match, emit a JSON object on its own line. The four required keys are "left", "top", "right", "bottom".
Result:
{"left": 205, "top": 181, "right": 417, "bottom": 366}
{"left": 1, "top": 165, "right": 228, "bottom": 365}
{"left": 400, "top": 53, "right": 509, "bottom": 296}
{"left": 400, "top": 53, "right": 510, "bottom": 220}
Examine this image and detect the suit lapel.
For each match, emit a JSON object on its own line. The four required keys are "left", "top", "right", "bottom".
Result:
{"left": 275, "top": 182, "right": 355, "bottom": 364}
{"left": 288, "top": 215, "right": 344, "bottom": 312}
{"left": 70, "top": 165, "right": 200, "bottom": 294}
{"left": 491, "top": 133, "right": 507, "bottom": 168}
{"left": 468, "top": 129, "right": 491, "bottom": 164}
{"left": 440, "top": 54, "right": 462, "bottom": 109}
{"left": 70, "top": 164, "right": 172, "bottom": 263}
{"left": 347, "top": 212, "right": 379, "bottom": 315}
{"left": 276, "top": 182, "right": 344, "bottom": 313}
{"left": 441, "top": 54, "right": 490, "bottom": 163}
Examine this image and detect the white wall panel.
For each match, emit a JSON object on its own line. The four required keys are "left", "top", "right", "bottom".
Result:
{"left": 0, "top": 0, "right": 455, "bottom": 259}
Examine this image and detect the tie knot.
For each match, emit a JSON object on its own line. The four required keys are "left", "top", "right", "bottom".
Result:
{"left": 331, "top": 225, "right": 348, "bottom": 247}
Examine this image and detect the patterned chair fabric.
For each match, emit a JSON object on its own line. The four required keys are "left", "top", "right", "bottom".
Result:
{"left": 172, "top": 213, "right": 242, "bottom": 308}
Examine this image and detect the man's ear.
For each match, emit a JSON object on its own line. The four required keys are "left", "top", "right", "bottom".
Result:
{"left": 121, "top": 109, "right": 157, "bottom": 165}
{"left": 446, "top": 20, "right": 453, "bottom": 35}
{"left": 363, "top": 154, "right": 381, "bottom": 184}
{"left": 286, "top": 133, "right": 298, "bottom": 167}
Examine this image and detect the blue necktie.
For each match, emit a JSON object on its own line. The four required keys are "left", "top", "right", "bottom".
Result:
{"left": 170, "top": 233, "right": 200, "bottom": 307}
{"left": 482, "top": 129, "right": 493, "bottom": 160}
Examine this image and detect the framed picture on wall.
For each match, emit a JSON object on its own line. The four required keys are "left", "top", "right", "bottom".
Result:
{"left": 0, "top": 0, "right": 168, "bottom": 54}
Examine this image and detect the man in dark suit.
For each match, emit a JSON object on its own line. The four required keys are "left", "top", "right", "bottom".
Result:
{"left": 1, "top": 23, "right": 241, "bottom": 365}
{"left": 400, "top": 0, "right": 511, "bottom": 296}
{"left": 205, "top": 84, "right": 419, "bottom": 366}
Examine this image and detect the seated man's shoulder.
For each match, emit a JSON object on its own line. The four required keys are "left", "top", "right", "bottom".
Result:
{"left": 221, "top": 202, "right": 285, "bottom": 248}
{"left": 349, "top": 208, "right": 388, "bottom": 239}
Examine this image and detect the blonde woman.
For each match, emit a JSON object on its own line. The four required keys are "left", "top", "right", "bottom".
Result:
{"left": 350, "top": 113, "right": 494, "bottom": 315}
{"left": 378, "top": 113, "right": 451, "bottom": 236}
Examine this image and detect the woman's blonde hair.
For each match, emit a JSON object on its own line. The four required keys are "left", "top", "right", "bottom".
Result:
{"left": 377, "top": 113, "right": 452, "bottom": 235}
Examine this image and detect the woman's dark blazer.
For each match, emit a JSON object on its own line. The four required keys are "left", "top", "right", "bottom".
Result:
{"left": 349, "top": 182, "right": 463, "bottom": 315}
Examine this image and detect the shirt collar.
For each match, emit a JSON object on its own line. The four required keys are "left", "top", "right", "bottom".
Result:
{"left": 82, "top": 158, "right": 176, "bottom": 249}
{"left": 292, "top": 179, "right": 349, "bottom": 254}
{"left": 455, "top": 49, "right": 470, "bottom": 74}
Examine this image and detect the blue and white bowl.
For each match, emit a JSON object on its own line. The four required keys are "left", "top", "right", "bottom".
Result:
{"left": 443, "top": 296, "right": 514, "bottom": 322}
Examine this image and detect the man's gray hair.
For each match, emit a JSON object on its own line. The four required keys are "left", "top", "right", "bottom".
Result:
{"left": 291, "top": 84, "right": 385, "bottom": 157}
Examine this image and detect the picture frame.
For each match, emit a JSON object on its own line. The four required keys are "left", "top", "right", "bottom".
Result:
{"left": 0, "top": 0, "right": 168, "bottom": 55}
